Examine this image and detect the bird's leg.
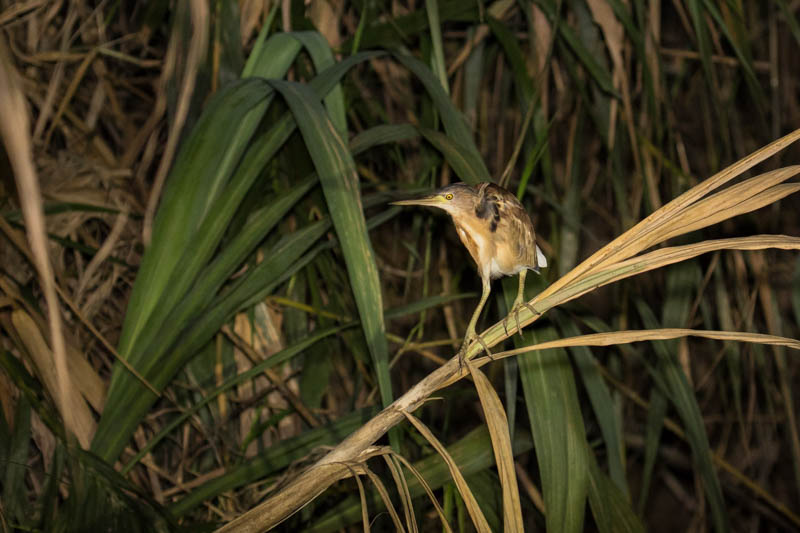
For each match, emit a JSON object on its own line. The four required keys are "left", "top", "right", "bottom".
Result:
{"left": 459, "top": 276, "right": 492, "bottom": 367}
{"left": 503, "top": 270, "right": 539, "bottom": 337}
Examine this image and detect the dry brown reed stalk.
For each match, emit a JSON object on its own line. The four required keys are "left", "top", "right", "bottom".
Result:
{"left": 0, "top": 36, "right": 83, "bottom": 444}
{"left": 217, "top": 128, "right": 800, "bottom": 532}
{"left": 403, "top": 411, "right": 493, "bottom": 532}
{"left": 466, "top": 360, "right": 523, "bottom": 530}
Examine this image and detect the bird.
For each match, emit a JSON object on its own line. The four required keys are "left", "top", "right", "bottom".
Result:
{"left": 392, "top": 182, "right": 547, "bottom": 358}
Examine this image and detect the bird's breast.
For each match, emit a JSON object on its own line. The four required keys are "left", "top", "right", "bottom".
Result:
{"left": 454, "top": 219, "right": 493, "bottom": 278}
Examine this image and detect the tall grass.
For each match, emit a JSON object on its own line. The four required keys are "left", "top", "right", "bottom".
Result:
{"left": 1, "top": 1, "right": 800, "bottom": 532}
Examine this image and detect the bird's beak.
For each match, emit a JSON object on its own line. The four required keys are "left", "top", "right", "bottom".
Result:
{"left": 391, "top": 194, "right": 445, "bottom": 207}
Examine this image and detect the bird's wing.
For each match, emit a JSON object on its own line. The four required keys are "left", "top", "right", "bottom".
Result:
{"left": 474, "top": 183, "right": 501, "bottom": 232}
{"left": 504, "top": 202, "right": 540, "bottom": 269}
{"left": 478, "top": 183, "right": 542, "bottom": 270}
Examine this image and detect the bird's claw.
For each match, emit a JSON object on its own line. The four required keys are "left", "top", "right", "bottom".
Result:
{"left": 501, "top": 305, "right": 524, "bottom": 338}
{"left": 458, "top": 332, "right": 494, "bottom": 372}
{"left": 523, "top": 301, "right": 540, "bottom": 320}
{"left": 475, "top": 334, "right": 493, "bottom": 359}
{"left": 457, "top": 342, "right": 467, "bottom": 373}
{"left": 503, "top": 301, "right": 541, "bottom": 338}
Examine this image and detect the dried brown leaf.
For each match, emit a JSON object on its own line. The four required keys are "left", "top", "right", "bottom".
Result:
{"left": 487, "top": 328, "right": 800, "bottom": 363}
{"left": 467, "top": 362, "right": 524, "bottom": 532}
{"left": 361, "top": 464, "right": 406, "bottom": 532}
{"left": 383, "top": 455, "right": 417, "bottom": 533}
{"left": 391, "top": 454, "right": 453, "bottom": 533}
{"left": 10, "top": 309, "right": 95, "bottom": 447}
{"left": 402, "top": 411, "right": 492, "bottom": 533}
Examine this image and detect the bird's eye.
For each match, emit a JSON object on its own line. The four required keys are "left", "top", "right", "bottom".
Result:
{"left": 445, "top": 193, "right": 453, "bottom": 200}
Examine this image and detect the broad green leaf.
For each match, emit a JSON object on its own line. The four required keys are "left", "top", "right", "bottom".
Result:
{"left": 94, "top": 50, "right": 387, "bottom": 464}
{"left": 240, "top": 2, "right": 280, "bottom": 77}
{"left": 394, "top": 53, "right": 491, "bottom": 181}
{"left": 248, "top": 30, "right": 347, "bottom": 129}
{"left": 286, "top": 32, "right": 347, "bottom": 132}
{"left": 587, "top": 450, "right": 645, "bottom": 533}
{"left": 267, "top": 80, "right": 394, "bottom": 415}
{"left": 418, "top": 127, "right": 488, "bottom": 185}
{"left": 558, "top": 317, "right": 627, "bottom": 493}
{"left": 118, "top": 111, "right": 295, "bottom": 367}
{"left": 243, "top": 32, "right": 301, "bottom": 79}
{"left": 350, "top": 124, "right": 419, "bottom": 155}
{"left": 638, "top": 385, "right": 667, "bottom": 513}
{"left": 518, "top": 326, "right": 589, "bottom": 533}
{"left": 113, "top": 80, "right": 271, "bottom": 370}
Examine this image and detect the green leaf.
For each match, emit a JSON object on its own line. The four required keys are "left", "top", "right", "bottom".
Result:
{"left": 425, "top": 0, "right": 450, "bottom": 93}
{"left": 267, "top": 80, "right": 394, "bottom": 416}
{"left": 417, "top": 127, "right": 488, "bottom": 185}
{"left": 518, "top": 326, "right": 589, "bottom": 533}
{"left": 394, "top": 53, "right": 491, "bottom": 181}
{"left": 287, "top": 32, "right": 347, "bottom": 132}
{"left": 558, "top": 317, "right": 627, "bottom": 493}
{"left": 587, "top": 450, "right": 645, "bottom": 533}
{"left": 122, "top": 323, "right": 346, "bottom": 474}
{"left": 93, "top": 219, "right": 329, "bottom": 462}
{"left": 93, "top": 50, "right": 387, "bottom": 464}
{"left": 113, "top": 80, "right": 272, "bottom": 371}
{"left": 241, "top": 2, "right": 281, "bottom": 77}
{"left": 2, "top": 395, "right": 30, "bottom": 525}
{"left": 243, "top": 32, "right": 301, "bottom": 79}
{"left": 638, "top": 386, "right": 667, "bottom": 513}
{"left": 350, "top": 124, "right": 419, "bottom": 155}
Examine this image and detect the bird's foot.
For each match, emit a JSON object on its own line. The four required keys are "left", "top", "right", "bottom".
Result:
{"left": 458, "top": 331, "right": 493, "bottom": 371}
{"left": 501, "top": 308, "right": 522, "bottom": 337}
{"left": 502, "top": 300, "right": 541, "bottom": 337}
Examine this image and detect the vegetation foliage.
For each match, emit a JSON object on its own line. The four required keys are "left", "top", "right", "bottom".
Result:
{"left": 1, "top": 1, "right": 800, "bottom": 531}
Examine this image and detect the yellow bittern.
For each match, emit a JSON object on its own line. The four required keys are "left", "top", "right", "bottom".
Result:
{"left": 393, "top": 182, "right": 547, "bottom": 355}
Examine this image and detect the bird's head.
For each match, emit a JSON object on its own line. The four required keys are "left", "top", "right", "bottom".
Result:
{"left": 391, "top": 183, "right": 476, "bottom": 216}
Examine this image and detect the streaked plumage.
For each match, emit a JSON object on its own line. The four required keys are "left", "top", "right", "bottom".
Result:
{"left": 393, "top": 182, "right": 547, "bottom": 357}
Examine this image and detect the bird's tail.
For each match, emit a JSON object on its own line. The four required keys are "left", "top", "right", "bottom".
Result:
{"left": 535, "top": 244, "right": 547, "bottom": 269}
